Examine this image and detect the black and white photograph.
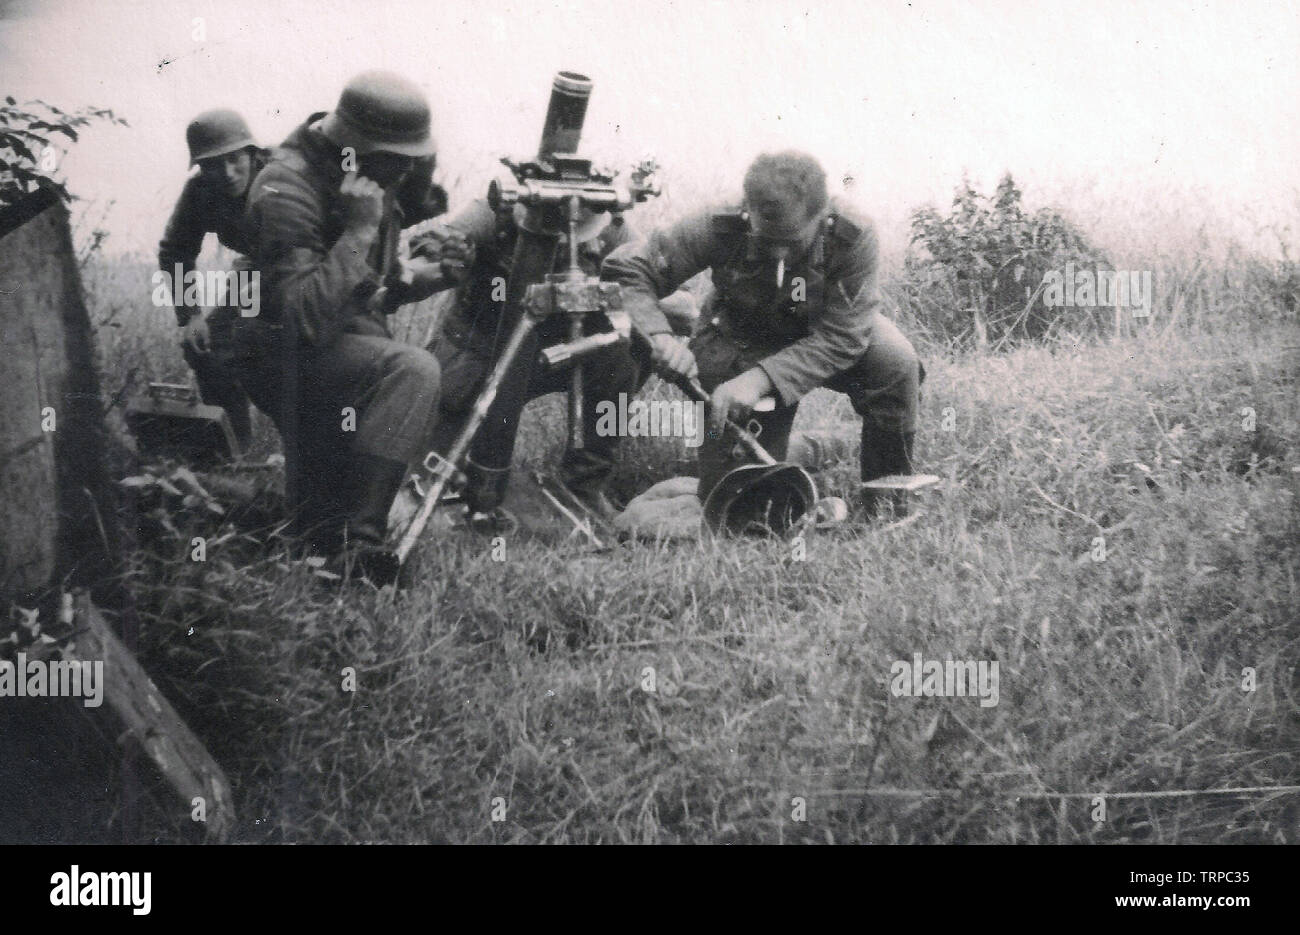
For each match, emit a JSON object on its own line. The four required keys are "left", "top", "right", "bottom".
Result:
{"left": 0, "top": 0, "right": 1296, "bottom": 877}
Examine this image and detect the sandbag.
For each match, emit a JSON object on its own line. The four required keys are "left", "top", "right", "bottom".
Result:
{"left": 614, "top": 476, "right": 701, "bottom": 540}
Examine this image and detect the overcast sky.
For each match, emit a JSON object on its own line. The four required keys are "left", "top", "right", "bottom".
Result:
{"left": 2, "top": 0, "right": 1297, "bottom": 258}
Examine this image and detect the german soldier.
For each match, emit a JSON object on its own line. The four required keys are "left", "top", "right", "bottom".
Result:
{"left": 235, "top": 71, "right": 447, "bottom": 580}
{"left": 409, "top": 199, "right": 657, "bottom": 524}
{"left": 601, "top": 150, "right": 924, "bottom": 515}
{"left": 157, "top": 109, "right": 267, "bottom": 452}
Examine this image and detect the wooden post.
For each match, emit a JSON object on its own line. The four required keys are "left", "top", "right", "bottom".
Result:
{"left": 65, "top": 592, "right": 235, "bottom": 842}
{"left": 0, "top": 187, "right": 121, "bottom": 599}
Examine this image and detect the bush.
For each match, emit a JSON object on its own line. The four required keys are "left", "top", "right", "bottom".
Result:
{"left": 0, "top": 97, "right": 126, "bottom": 208}
{"left": 898, "top": 174, "right": 1110, "bottom": 349}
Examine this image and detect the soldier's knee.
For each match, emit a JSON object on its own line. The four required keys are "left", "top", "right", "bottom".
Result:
{"left": 838, "top": 320, "right": 921, "bottom": 431}
{"left": 867, "top": 342, "right": 920, "bottom": 415}
{"left": 870, "top": 319, "right": 921, "bottom": 385}
{"left": 385, "top": 343, "right": 442, "bottom": 405}
{"left": 404, "top": 344, "right": 441, "bottom": 384}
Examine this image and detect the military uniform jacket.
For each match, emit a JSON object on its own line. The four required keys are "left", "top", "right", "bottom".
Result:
{"left": 243, "top": 114, "right": 444, "bottom": 351}
{"left": 601, "top": 196, "right": 881, "bottom": 406}
{"left": 157, "top": 147, "right": 269, "bottom": 325}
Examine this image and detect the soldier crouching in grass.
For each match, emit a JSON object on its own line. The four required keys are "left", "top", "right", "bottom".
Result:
{"left": 602, "top": 150, "right": 924, "bottom": 517}
{"left": 157, "top": 109, "right": 268, "bottom": 453}
{"left": 233, "top": 71, "right": 448, "bottom": 583}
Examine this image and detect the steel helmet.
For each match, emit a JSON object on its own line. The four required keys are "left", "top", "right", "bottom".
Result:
{"left": 703, "top": 462, "right": 817, "bottom": 538}
{"left": 186, "top": 109, "right": 257, "bottom": 165}
{"left": 319, "top": 71, "right": 436, "bottom": 158}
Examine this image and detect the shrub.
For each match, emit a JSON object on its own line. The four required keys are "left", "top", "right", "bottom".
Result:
{"left": 898, "top": 174, "right": 1110, "bottom": 349}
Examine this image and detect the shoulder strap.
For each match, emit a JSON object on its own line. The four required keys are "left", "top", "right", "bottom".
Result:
{"left": 821, "top": 213, "right": 838, "bottom": 284}
{"left": 710, "top": 210, "right": 749, "bottom": 235}
{"left": 821, "top": 212, "right": 858, "bottom": 313}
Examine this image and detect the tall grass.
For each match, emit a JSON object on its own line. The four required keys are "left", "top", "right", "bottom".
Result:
{"left": 73, "top": 203, "right": 1299, "bottom": 842}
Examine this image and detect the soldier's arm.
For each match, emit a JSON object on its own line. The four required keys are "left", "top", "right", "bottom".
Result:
{"left": 245, "top": 165, "right": 381, "bottom": 348}
{"left": 425, "top": 198, "right": 497, "bottom": 250}
{"left": 157, "top": 176, "right": 209, "bottom": 326}
{"left": 756, "top": 219, "right": 881, "bottom": 406}
{"left": 403, "top": 198, "right": 494, "bottom": 298}
{"left": 601, "top": 210, "right": 716, "bottom": 338}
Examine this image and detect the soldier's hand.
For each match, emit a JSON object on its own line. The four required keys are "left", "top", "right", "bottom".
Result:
{"left": 410, "top": 227, "right": 475, "bottom": 285}
{"left": 402, "top": 256, "right": 450, "bottom": 300}
{"left": 709, "top": 368, "right": 774, "bottom": 435}
{"left": 340, "top": 171, "right": 384, "bottom": 232}
{"left": 649, "top": 333, "right": 697, "bottom": 382}
{"left": 408, "top": 228, "right": 441, "bottom": 261}
{"left": 436, "top": 231, "right": 475, "bottom": 285}
{"left": 181, "top": 315, "right": 211, "bottom": 355}
{"left": 403, "top": 256, "right": 440, "bottom": 287}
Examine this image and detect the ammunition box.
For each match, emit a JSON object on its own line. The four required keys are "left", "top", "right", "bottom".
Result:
{"left": 125, "top": 383, "right": 240, "bottom": 463}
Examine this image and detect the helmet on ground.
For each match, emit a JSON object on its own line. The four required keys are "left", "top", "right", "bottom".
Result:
{"left": 702, "top": 462, "right": 816, "bottom": 538}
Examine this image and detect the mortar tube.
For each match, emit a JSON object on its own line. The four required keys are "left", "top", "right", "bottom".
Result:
{"left": 538, "top": 71, "right": 592, "bottom": 157}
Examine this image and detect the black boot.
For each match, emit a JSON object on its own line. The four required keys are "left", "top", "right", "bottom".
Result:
{"left": 860, "top": 425, "right": 916, "bottom": 519}
{"left": 288, "top": 441, "right": 347, "bottom": 558}
{"left": 463, "top": 456, "right": 512, "bottom": 515}
{"left": 339, "top": 454, "right": 408, "bottom": 585}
